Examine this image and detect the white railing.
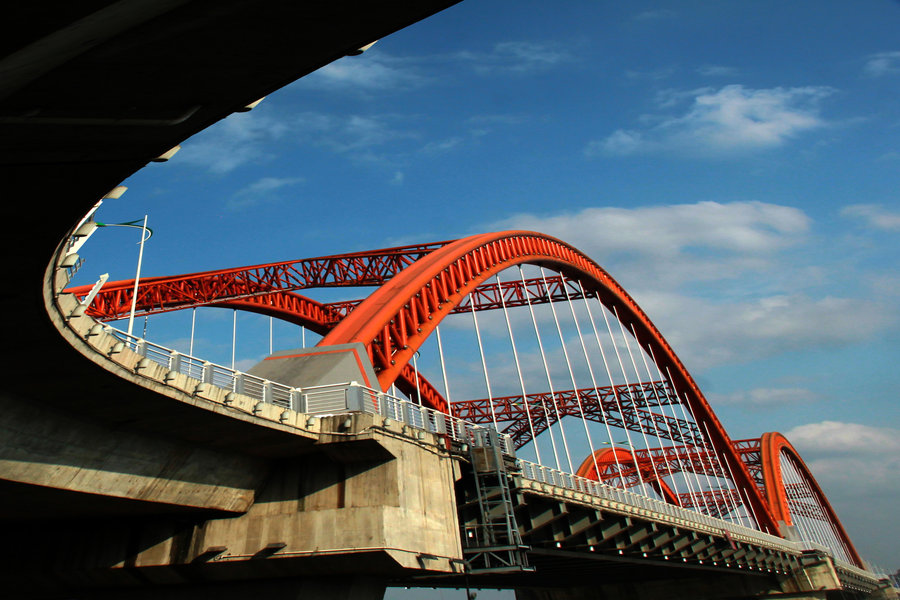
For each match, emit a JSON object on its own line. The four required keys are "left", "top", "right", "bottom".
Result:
{"left": 104, "top": 327, "right": 880, "bottom": 582}
{"left": 107, "top": 327, "right": 513, "bottom": 453}
{"left": 516, "top": 457, "right": 885, "bottom": 580}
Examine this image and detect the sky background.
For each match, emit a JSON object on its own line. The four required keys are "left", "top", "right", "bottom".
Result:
{"left": 70, "top": 0, "right": 900, "bottom": 591}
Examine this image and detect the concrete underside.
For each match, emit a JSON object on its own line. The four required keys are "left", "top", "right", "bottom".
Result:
{"left": 1, "top": 4, "right": 894, "bottom": 600}
{"left": 0, "top": 408, "right": 464, "bottom": 599}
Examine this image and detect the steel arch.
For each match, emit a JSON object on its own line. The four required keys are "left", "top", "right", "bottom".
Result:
{"left": 576, "top": 447, "right": 681, "bottom": 506}
{"left": 759, "top": 432, "right": 863, "bottom": 567}
{"left": 318, "top": 230, "right": 780, "bottom": 534}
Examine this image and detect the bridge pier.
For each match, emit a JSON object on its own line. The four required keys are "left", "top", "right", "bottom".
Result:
{"left": 0, "top": 395, "right": 465, "bottom": 599}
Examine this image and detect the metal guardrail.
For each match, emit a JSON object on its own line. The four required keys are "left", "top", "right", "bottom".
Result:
{"left": 515, "top": 458, "right": 885, "bottom": 582}
{"left": 104, "top": 326, "right": 881, "bottom": 582}
{"left": 108, "top": 327, "right": 514, "bottom": 454}
{"left": 518, "top": 458, "right": 798, "bottom": 548}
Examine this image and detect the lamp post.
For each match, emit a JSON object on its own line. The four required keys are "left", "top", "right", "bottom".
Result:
{"left": 126, "top": 215, "right": 149, "bottom": 337}
{"left": 94, "top": 216, "right": 152, "bottom": 337}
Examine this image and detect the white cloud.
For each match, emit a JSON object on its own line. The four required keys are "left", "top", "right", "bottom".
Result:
{"left": 841, "top": 204, "right": 900, "bottom": 231}
{"left": 457, "top": 41, "right": 572, "bottom": 75}
{"left": 708, "top": 387, "right": 818, "bottom": 408}
{"left": 783, "top": 421, "right": 900, "bottom": 567}
{"left": 863, "top": 51, "right": 900, "bottom": 77}
{"left": 228, "top": 177, "right": 304, "bottom": 210}
{"left": 296, "top": 51, "right": 429, "bottom": 91}
{"left": 487, "top": 201, "right": 896, "bottom": 371}
{"left": 180, "top": 112, "right": 289, "bottom": 173}
{"left": 637, "top": 291, "right": 892, "bottom": 371}
{"left": 625, "top": 67, "right": 677, "bottom": 81}
{"left": 422, "top": 136, "right": 464, "bottom": 154}
{"left": 697, "top": 65, "right": 738, "bottom": 77}
{"left": 786, "top": 421, "right": 900, "bottom": 456}
{"left": 492, "top": 200, "right": 809, "bottom": 263}
{"left": 587, "top": 85, "right": 834, "bottom": 157}
{"left": 179, "top": 110, "right": 421, "bottom": 173}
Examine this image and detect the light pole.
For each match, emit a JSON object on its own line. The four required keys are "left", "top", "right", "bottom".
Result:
{"left": 94, "top": 216, "right": 152, "bottom": 337}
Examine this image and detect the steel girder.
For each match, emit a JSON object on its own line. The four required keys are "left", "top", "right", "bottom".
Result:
{"left": 66, "top": 241, "right": 452, "bottom": 319}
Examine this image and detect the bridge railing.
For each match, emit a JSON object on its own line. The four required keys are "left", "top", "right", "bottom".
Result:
{"left": 108, "top": 327, "right": 514, "bottom": 453}
{"left": 102, "top": 327, "right": 881, "bottom": 579}
{"left": 517, "top": 457, "right": 814, "bottom": 553}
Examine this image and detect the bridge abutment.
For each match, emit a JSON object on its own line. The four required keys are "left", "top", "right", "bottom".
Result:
{"left": 0, "top": 408, "right": 465, "bottom": 599}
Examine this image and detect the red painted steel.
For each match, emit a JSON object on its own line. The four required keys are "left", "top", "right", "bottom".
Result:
{"left": 576, "top": 447, "right": 681, "bottom": 506}
{"left": 759, "top": 432, "right": 864, "bottom": 567}
{"left": 66, "top": 241, "right": 453, "bottom": 320}
{"left": 451, "top": 382, "right": 700, "bottom": 448}
{"left": 324, "top": 274, "right": 588, "bottom": 320}
{"left": 318, "top": 230, "right": 780, "bottom": 534}
{"left": 67, "top": 231, "right": 832, "bottom": 537}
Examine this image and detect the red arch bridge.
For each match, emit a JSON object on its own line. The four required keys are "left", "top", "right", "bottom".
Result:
{"left": 60, "top": 229, "right": 892, "bottom": 599}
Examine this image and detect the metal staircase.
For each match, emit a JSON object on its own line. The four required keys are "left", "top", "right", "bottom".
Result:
{"left": 461, "top": 429, "right": 531, "bottom": 574}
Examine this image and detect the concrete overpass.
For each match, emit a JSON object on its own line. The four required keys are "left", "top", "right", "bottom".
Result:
{"left": 1, "top": 3, "right": 896, "bottom": 600}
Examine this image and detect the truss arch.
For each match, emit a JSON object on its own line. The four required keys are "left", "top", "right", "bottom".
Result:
{"left": 759, "top": 432, "right": 863, "bottom": 567}
{"left": 319, "top": 230, "right": 779, "bottom": 533}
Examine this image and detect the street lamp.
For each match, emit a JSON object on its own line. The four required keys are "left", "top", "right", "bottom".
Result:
{"left": 94, "top": 216, "right": 152, "bottom": 336}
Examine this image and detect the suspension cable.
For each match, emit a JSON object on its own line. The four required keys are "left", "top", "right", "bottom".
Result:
{"left": 645, "top": 344, "right": 705, "bottom": 514}
{"left": 615, "top": 307, "right": 665, "bottom": 497}
{"left": 541, "top": 268, "right": 598, "bottom": 477}
{"left": 496, "top": 272, "right": 541, "bottom": 464}
{"left": 629, "top": 323, "right": 683, "bottom": 505}
{"left": 556, "top": 275, "right": 605, "bottom": 480}
{"left": 598, "top": 298, "right": 649, "bottom": 495}
{"left": 669, "top": 377, "right": 719, "bottom": 518}
{"left": 670, "top": 377, "right": 733, "bottom": 522}
{"left": 577, "top": 281, "right": 625, "bottom": 486}
{"left": 435, "top": 324, "right": 453, "bottom": 404}
{"left": 701, "top": 421, "right": 749, "bottom": 527}
{"left": 519, "top": 265, "right": 566, "bottom": 471}
{"left": 470, "top": 298, "right": 498, "bottom": 431}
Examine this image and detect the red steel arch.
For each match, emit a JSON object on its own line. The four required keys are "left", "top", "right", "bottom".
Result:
{"left": 318, "top": 230, "right": 780, "bottom": 534}
{"left": 759, "top": 432, "right": 863, "bottom": 567}
{"left": 576, "top": 447, "right": 681, "bottom": 506}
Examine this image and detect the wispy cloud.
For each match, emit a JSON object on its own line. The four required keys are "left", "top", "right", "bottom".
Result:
{"left": 179, "top": 112, "right": 289, "bottom": 173}
{"left": 863, "top": 51, "right": 900, "bottom": 77}
{"left": 179, "top": 109, "right": 423, "bottom": 172}
{"left": 422, "top": 136, "right": 464, "bottom": 154}
{"left": 625, "top": 67, "right": 677, "bottom": 81}
{"left": 492, "top": 201, "right": 809, "bottom": 261}
{"left": 708, "top": 387, "right": 818, "bottom": 408}
{"left": 697, "top": 65, "right": 738, "bottom": 77}
{"left": 457, "top": 41, "right": 573, "bottom": 75}
{"left": 787, "top": 421, "right": 900, "bottom": 456}
{"left": 294, "top": 50, "right": 429, "bottom": 92}
{"left": 488, "top": 201, "right": 897, "bottom": 371}
{"left": 637, "top": 291, "right": 892, "bottom": 370}
{"left": 587, "top": 85, "right": 834, "bottom": 157}
{"left": 228, "top": 176, "right": 304, "bottom": 210}
{"left": 841, "top": 204, "right": 900, "bottom": 231}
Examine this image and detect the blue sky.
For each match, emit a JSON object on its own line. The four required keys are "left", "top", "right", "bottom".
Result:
{"left": 72, "top": 0, "right": 900, "bottom": 583}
